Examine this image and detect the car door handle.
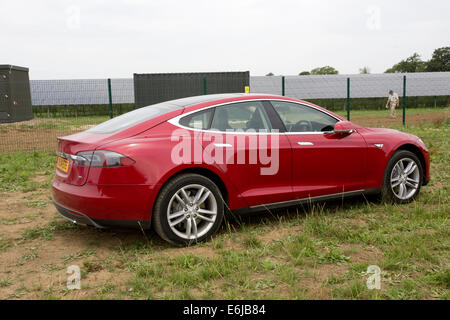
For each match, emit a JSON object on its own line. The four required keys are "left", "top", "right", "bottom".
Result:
{"left": 297, "top": 142, "right": 314, "bottom": 146}
{"left": 214, "top": 143, "right": 233, "bottom": 148}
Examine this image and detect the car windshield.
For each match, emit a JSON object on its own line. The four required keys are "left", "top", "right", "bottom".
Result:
{"left": 86, "top": 94, "right": 244, "bottom": 134}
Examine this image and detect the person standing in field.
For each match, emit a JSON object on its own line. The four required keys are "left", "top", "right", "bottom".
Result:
{"left": 386, "top": 90, "right": 400, "bottom": 118}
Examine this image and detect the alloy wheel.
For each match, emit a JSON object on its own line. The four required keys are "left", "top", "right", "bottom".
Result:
{"left": 166, "top": 184, "right": 218, "bottom": 240}
{"left": 390, "top": 158, "right": 420, "bottom": 200}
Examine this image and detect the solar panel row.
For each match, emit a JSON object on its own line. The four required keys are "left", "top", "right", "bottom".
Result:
{"left": 29, "top": 72, "right": 450, "bottom": 106}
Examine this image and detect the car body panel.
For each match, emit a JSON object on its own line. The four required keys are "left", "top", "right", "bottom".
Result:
{"left": 358, "top": 127, "right": 430, "bottom": 188}
{"left": 286, "top": 131, "right": 368, "bottom": 199}
{"left": 200, "top": 130, "right": 294, "bottom": 207}
{"left": 52, "top": 178, "right": 157, "bottom": 221}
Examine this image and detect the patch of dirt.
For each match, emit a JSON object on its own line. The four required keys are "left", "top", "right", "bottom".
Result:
{"left": 0, "top": 192, "right": 54, "bottom": 240}
{"left": 0, "top": 187, "right": 156, "bottom": 299}
{"left": 159, "top": 245, "right": 217, "bottom": 259}
{"left": 31, "top": 172, "right": 49, "bottom": 183}
{"left": 343, "top": 218, "right": 368, "bottom": 227}
{"left": 415, "top": 228, "right": 436, "bottom": 235}
{"left": 0, "top": 128, "right": 79, "bottom": 153}
{"left": 258, "top": 225, "right": 301, "bottom": 243}
{"left": 0, "top": 214, "right": 142, "bottom": 299}
{"left": 0, "top": 118, "right": 60, "bottom": 127}
{"left": 339, "top": 244, "right": 383, "bottom": 264}
{"left": 303, "top": 264, "right": 348, "bottom": 299}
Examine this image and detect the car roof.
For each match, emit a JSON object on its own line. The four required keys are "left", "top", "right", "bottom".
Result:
{"left": 156, "top": 93, "right": 292, "bottom": 108}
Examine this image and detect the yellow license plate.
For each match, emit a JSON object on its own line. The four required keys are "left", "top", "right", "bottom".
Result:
{"left": 56, "top": 156, "right": 69, "bottom": 173}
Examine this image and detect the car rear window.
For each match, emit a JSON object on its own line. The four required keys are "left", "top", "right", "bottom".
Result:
{"left": 86, "top": 102, "right": 182, "bottom": 134}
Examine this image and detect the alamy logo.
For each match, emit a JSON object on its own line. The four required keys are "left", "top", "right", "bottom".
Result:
{"left": 66, "top": 5, "right": 81, "bottom": 30}
{"left": 366, "top": 265, "right": 381, "bottom": 290}
{"left": 170, "top": 129, "right": 280, "bottom": 175}
{"left": 365, "top": 5, "right": 381, "bottom": 31}
{"left": 67, "top": 265, "right": 81, "bottom": 290}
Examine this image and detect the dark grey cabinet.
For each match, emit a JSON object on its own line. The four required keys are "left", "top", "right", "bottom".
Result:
{"left": 0, "top": 65, "right": 33, "bottom": 123}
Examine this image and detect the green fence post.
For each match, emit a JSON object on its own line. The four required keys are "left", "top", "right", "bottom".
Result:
{"left": 203, "top": 77, "right": 207, "bottom": 95}
{"left": 107, "top": 78, "right": 113, "bottom": 119}
{"left": 282, "top": 76, "right": 285, "bottom": 96}
{"left": 346, "top": 77, "right": 350, "bottom": 121}
{"left": 402, "top": 75, "right": 406, "bottom": 126}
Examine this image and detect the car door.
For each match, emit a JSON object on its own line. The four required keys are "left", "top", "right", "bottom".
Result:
{"left": 269, "top": 100, "right": 367, "bottom": 200}
{"left": 194, "top": 100, "right": 294, "bottom": 207}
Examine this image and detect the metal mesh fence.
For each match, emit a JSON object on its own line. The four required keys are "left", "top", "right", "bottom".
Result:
{"left": 0, "top": 78, "right": 134, "bottom": 154}
{"left": 0, "top": 73, "right": 449, "bottom": 154}
{"left": 134, "top": 72, "right": 249, "bottom": 108}
{"left": 251, "top": 72, "right": 450, "bottom": 99}
{"left": 251, "top": 72, "right": 450, "bottom": 113}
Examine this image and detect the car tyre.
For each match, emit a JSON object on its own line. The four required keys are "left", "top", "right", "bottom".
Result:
{"left": 152, "top": 173, "right": 224, "bottom": 245}
{"left": 382, "top": 150, "right": 423, "bottom": 204}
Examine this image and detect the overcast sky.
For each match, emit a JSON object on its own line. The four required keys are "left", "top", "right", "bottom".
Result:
{"left": 1, "top": 0, "right": 449, "bottom": 79}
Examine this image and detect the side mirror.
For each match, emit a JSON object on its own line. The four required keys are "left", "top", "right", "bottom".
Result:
{"left": 326, "top": 121, "right": 357, "bottom": 135}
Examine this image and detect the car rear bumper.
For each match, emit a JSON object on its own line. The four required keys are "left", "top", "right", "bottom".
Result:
{"left": 54, "top": 201, "right": 106, "bottom": 228}
{"left": 52, "top": 178, "right": 156, "bottom": 229}
{"left": 54, "top": 201, "right": 151, "bottom": 229}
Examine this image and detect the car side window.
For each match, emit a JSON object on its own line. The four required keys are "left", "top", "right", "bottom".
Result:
{"left": 271, "top": 101, "right": 337, "bottom": 132}
{"left": 179, "top": 109, "right": 213, "bottom": 130}
{"left": 210, "top": 101, "right": 272, "bottom": 132}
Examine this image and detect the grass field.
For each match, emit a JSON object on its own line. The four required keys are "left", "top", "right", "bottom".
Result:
{"left": 0, "top": 109, "right": 448, "bottom": 300}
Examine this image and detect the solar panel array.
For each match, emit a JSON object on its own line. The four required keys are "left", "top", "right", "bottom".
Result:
{"left": 252, "top": 72, "right": 450, "bottom": 99}
{"left": 30, "top": 78, "right": 134, "bottom": 106}
{"left": 29, "top": 72, "right": 450, "bottom": 106}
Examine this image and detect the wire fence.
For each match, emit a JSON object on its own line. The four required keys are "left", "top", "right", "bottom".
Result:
{"left": 251, "top": 72, "right": 450, "bottom": 113}
{"left": 251, "top": 72, "right": 450, "bottom": 99}
{"left": 1, "top": 73, "right": 449, "bottom": 154}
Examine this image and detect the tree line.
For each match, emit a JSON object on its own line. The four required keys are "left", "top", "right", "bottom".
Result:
{"left": 265, "top": 46, "right": 449, "bottom": 76}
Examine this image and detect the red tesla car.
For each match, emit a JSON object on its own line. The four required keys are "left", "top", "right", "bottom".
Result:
{"left": 52, "top": 94, "right": 430, "bottom": 244}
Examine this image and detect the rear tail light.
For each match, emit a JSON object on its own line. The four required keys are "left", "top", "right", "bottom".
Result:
{"left": 74, "top": 150, "right": 135, "bottom": 167}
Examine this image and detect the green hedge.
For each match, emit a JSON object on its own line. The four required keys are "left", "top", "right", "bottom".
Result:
{"left": 32, "top": 103, "right": 135, "bottom": 118}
